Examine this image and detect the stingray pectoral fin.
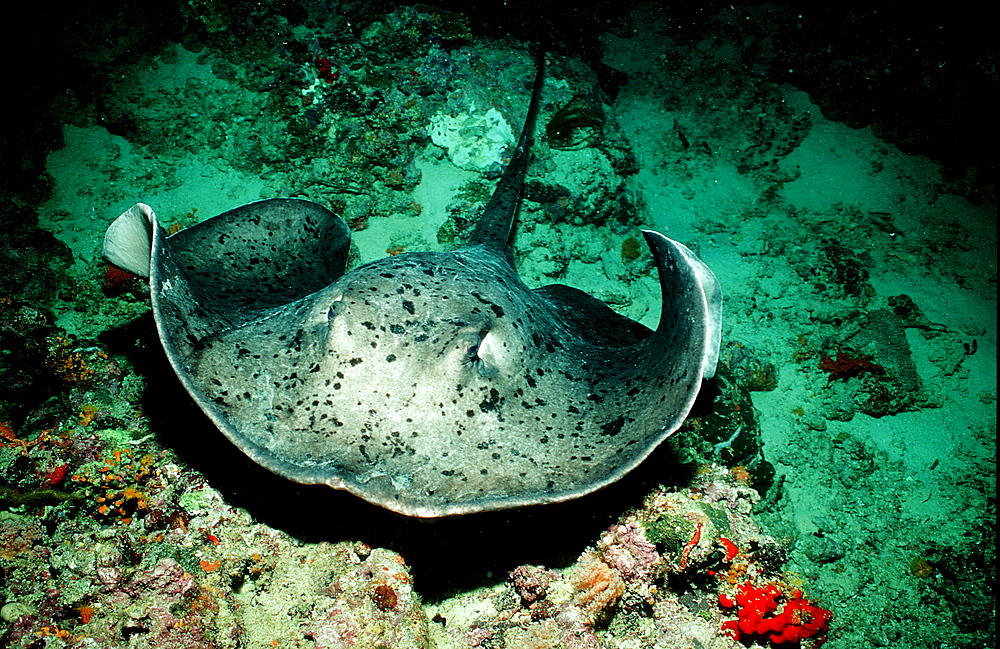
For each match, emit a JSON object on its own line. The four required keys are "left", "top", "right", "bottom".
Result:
{"left": 103, "top": 203, "right": 157, "bottom": 277}
{"left": 166, "top": 198, "right": 352, "bottom": 309}
{"left": 642, "top": 230, "right": 722, "bottom": 379}
{"left": 534, "top": 283, "right": 652, "bottom": 347}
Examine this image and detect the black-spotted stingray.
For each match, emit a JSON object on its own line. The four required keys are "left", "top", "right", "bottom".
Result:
{"left": 103, "top": 51, "right": 722, "bottom": 517}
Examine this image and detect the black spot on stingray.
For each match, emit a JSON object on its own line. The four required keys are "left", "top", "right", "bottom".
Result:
{"left": 349, "top": 358, "right": 363, "bottom": 366}
{"left": 525, "top": 374, "right": 537, "bottom": 388}
{"left": 626, "top": 386, "right": 641, "bottom": 397}
{"left": 600, "top": 416, "right": 625, "bottom": 437}
{"left": 386, "top": 354, "right": 396, "bottom": 362}
{"left": 361, "top": 321, "right": 376, "bottom": 330}
{"left": 401, "top": 299, "right": 415, "bottom": 314}
{"left": 390, "top": 324, "right": 405, "bottom": 334}
{"left": 479, "top": 388, "right": 503, "bottom": 413}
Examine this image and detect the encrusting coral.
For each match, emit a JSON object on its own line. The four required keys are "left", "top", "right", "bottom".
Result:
{"left": 424, "top": 465, "right": 831, "bottom": 649}
{"left": 570, "top": 550, "right": 627, "bottom": 623}
{"left": 720, "top": 582, "right": 831, "bottom": 644}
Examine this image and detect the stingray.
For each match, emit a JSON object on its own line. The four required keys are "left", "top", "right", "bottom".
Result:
{"left": 103, "top": 51, "right": 722, "bottom": 517}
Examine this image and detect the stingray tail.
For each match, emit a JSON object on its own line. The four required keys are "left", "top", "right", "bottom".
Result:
{"left": 466, "top": 44, "right": 546, "bottom": 252}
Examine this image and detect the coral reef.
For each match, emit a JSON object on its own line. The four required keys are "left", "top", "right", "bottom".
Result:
{"left": 570, "top": 550, "right": 627, "bottom": 623}
{"left": 1, "top": 437, "right": 428, "bottom": 648}
{"left": 786, "top": 303, "right": 927, "bottom": 422}
{"left": 423, "top": 466, "right": 829, "bottom": 649}
{"left": 3, "top": 410, "right": 824, "bottom": 649}
{"left": 668, "top": 362, "right": 777, "bottom": 496}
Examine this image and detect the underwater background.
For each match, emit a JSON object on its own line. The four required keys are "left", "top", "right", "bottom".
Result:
{"left": 0, "top": 1, "right": 994, "bottom": 648}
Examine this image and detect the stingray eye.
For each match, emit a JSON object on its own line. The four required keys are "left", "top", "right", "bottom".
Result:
{"left": 458, "top": 330, "right": 487, "bottom": 364}
{"left": 463, "top": 339, "right": 481, "bottom": 364}
{"left": 327, "top": 300, "right": 346, "bottom": 321}
{"left": 465, "top": 331, "right": 498, "bottom": 378}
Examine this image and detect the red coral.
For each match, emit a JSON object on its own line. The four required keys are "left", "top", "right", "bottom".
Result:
{"left": 770, "top": 592, "right": 832, "bottom": 644}
{"left": 315, "top": 56, "right": 339, "bottom": 83}
{"left": 679, "top": 522, "right": 703, "bottom": 570}
{"left": 372, "top": 583, "right": 397, "bottom": 611}
{"left": 720, "top": 536, "right": 739, "bottom": 562}
{"left": 720, "top": 581, "right": 831, "bottom": 645}
{"left": 41, "top": 463, "right": 69, "bottom": 487}
{"left": 104, "top": 264, "right": 137, "bottom": 290}
{"left": 818, "top": 349, "right": 884, "bottom": 381}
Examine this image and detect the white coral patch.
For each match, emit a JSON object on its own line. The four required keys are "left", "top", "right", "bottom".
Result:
{"left": 429, "top": 104, "right": 514, "bottom": 171}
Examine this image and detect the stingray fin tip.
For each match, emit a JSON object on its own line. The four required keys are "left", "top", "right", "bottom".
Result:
{"left": 103, "top": 202, "right": 156, "bottom": 277}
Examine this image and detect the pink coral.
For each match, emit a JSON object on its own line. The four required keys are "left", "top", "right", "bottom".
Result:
{"left": 510, "top": 565, "right": 554, "bottom": 605}
{"left": 597, "top": 521, "right": 660, "bottom": 583}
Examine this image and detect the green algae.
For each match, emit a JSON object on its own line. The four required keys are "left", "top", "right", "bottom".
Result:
{"left": 0, "top": 485, "right": 78, "bottom": 507}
